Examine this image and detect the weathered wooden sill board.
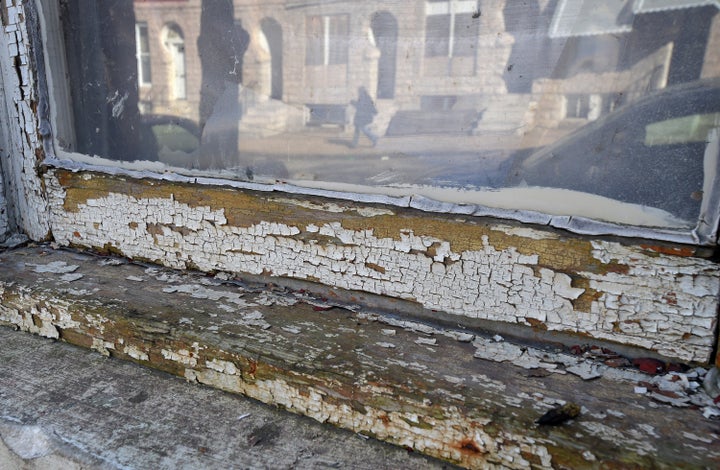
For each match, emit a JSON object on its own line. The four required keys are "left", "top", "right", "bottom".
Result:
{"left": 1, "top": 245, "right": 718, "bottom": 469}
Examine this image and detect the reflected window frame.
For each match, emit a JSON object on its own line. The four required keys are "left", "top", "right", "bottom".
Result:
{"left": 135, "top": 22, "right": 152, "bottom": 87}
{"left": 305, "top": 14, "right": 349, "bottom": 67}
{"left": 424, "top": 0, "right": 479, "bottom": 59}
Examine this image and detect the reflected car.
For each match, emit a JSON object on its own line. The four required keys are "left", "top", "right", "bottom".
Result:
{"left": 505, "top": 79, "right": 720, "bottom": 223}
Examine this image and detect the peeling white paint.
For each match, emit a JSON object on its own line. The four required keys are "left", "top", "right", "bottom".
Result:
{"left": 162, "top": 348, "right": 198, "bottom": 367}
{"left": 45, "top": 175, "right": 720, "bottom": 362}
{"left": 123, "top": 345, "right": 149, "bottom": 361}
{"left": 0, "top": 3, "right": 50, "bottom": 239}
{"left": 0, "top": 287, "right": 79, "bottom": 340}
{"left": 29, "top": 261, "right": 78, "bottom": 274}
{"left": 579, "top": 421, "right": 657, "bottom": 456}
{"left": 183, "top": 366, "right": 553, "bottom": 468}
{"left": 91, "top": 338, "right": 115, "bottom": 357}
{"left": 205, "top": 359, "right": 237, "bottom": 375}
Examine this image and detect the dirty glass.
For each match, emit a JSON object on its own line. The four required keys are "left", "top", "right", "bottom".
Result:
{"left": 47, "top": 0, "right": 720, "bottom": 232}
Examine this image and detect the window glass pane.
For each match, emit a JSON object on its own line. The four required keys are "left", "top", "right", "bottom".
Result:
{"left": 425, "top": 14, "right": 450, "bottom": 57}
{"left": 328, "top": 15, "right": 349, "bottom": 65}
{"left": 140, "top": 57, "right": 151, "bottom": 84}
{"left": 48, "top": 0, "right": 720, "bottom": 235}
{"left": 645, "top": 112, "right": 720, "bottom": 146}
{"left": 136, "top": 23, "right": 151, "bottom": 85}
{"left": 453, "top": 12, "right": 478, "bottom": 57}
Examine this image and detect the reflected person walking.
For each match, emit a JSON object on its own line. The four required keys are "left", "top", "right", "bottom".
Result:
{"left": 350, "top": 87, "right": 379, "bottom": 148}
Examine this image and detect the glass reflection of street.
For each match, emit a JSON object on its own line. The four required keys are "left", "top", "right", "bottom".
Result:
{"left": 56, "top": 0, "right": 720, "bottom": 229}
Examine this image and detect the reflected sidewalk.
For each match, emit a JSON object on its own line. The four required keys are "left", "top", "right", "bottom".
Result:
{"left": 237, "top": 127, "right": 530, "bottom": 159}
{"left": 234, "top": 126, "right": 566, "bottom": 185}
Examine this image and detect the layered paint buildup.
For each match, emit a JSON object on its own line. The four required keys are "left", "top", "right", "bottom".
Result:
{"left": 47, "top": 170, "right": 720, "bottom": 363}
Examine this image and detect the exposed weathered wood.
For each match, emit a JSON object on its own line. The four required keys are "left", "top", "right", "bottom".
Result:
{"left": 0, "top": 327, "right": 447, "bottom": 469}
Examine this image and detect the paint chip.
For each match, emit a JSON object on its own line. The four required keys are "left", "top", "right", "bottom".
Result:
{"left": 30, "top": 261, "right": 78, "bottom": 274}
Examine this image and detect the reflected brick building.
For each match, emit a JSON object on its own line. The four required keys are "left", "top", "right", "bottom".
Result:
{"left": 132, "top": 0, "right": 720, "bottom": 138}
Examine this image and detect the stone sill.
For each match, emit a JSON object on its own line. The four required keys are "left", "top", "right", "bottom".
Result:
{"left": 0, "top": 328, "right": 445, "bottom": 469}
{"left": 1, "top": 245, "right": 719, "bottom": 468}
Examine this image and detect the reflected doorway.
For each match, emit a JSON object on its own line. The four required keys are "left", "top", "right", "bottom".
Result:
{"left": 261, "top": 18, "right": 283, "bottom": 101}
{"left": 163, "top": 24, "right": 187, "bottom": 100}
{"left": 371, "top": 11, "right": 398, "bottom": 99}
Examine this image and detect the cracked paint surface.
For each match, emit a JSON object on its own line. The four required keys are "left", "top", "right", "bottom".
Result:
{"left": 46, "top": 170, "right": 720, "bottom": 362}
{"left": 0, "top": 1, "right": 50, "bottom": 239}
{"left": 0, "top": 177, "right": 9, "bottom": 242}
{"left": 0, "top": 0, "right": 717, "bottom": 366}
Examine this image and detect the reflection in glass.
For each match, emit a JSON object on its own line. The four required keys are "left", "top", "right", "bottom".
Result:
{"left": 162, "top": 24, "right": 187, "bottom": 101}
{"left": 54, "top": 0, "right": 720, "bottom": 230}
{"left": 135, "top": 22, "right": 152, "bottom": 86}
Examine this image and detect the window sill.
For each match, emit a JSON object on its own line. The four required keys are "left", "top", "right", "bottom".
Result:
{"left": 1, "top": 244, "right": 719, "bottom": 467}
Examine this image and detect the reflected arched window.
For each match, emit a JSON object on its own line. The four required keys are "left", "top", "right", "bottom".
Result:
{"left": 162, "top": 24, "right": 187, "bottom": 100}
{"left": 371, "top": 11, "right": 398, "bottom": 99}
{"left": 261, "top": 18, "right": 283, "bottom": 101}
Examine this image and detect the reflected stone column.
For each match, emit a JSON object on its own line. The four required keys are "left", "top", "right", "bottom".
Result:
{"left": 363, "top": 44, "right": 381, "bottom": 100}
{"left": 197, "top": 0, "right": 248, "bottom": 169}
{"left": 352, "top": 21, "right": 381, "bottom": 100}
{"left": 476, "top": 5, "right": 513, "bottom": 95}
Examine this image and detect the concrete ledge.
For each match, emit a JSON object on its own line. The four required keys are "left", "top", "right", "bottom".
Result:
{"left": 0, "top": 328, "right": 444, "bottom": 469}
{"left": 1, "top": 245, "right": 719, "bottom": 468}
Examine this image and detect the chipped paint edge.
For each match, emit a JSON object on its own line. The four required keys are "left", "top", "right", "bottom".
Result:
{"left": 0, "top": 1, "right": 51, "bottom": 240}
{"left": 43, "top": 155, "right": 705, "bottom": 246}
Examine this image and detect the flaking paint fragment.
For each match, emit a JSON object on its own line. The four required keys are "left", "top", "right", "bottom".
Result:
{"left": 206, "top": 359, "right": 238, "bottom": 375}
{"left": 30, "top": 261, "right": 79, "bottom": 274}
{"left": 579, "top": 421, "right": 657, "bottom": 456}
{"left": 123, "top": 345, "right": 149, "bottom": 361}
{"left": 60, "top": 273, "right": 83, "bottom": 282}
{"left": 90, "top": 337, "right": 115, "bottom": 356}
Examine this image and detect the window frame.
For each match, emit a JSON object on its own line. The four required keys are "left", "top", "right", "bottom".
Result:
{"left": 30, "top": 0, "right": 720, "bottom": 247}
